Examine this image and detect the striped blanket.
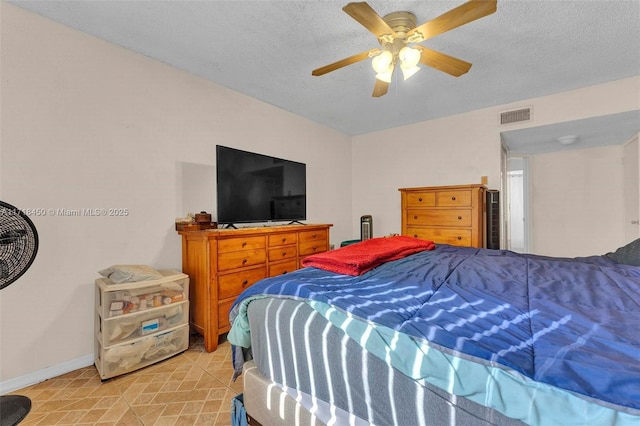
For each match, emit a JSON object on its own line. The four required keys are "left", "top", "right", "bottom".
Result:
{"left": 229, "top": 245, "right": 640, "bottom": 425}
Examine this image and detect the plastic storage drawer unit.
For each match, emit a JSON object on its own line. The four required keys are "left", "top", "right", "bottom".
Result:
{"left": 94, "top": 270, "right": 190, "bottom": 380}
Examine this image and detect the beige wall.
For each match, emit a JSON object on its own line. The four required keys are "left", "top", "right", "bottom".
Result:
{"left": 529, "top": 145, "right": 624, "bottom": 257}
{"left": 0, "top": 3, "right": 351, "bottom": 387}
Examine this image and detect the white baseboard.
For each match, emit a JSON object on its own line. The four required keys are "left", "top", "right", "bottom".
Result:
{"left": 0, "top": 354, "right": 94, "bottom": 395}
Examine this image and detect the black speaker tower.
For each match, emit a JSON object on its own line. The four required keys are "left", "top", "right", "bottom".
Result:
{"left": 486, "top": 190, "right": 500, "bottom": 249}
{"left": 361, "top": 215, "right": 372, "bottom": 240}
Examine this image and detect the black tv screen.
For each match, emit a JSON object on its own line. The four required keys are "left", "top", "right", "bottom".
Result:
{"left": 216, "top": 145, "right": 306, "bottom": 225}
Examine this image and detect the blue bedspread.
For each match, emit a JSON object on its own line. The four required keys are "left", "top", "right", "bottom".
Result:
{"left": 229, "top": 245, "right": 640, "bottom": 416}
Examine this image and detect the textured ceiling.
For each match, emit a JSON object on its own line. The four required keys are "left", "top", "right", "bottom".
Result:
{"left": 8, "top": 0, "right": 640, "bottom": 146}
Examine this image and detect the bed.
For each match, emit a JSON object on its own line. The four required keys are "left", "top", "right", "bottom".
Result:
{"left": 228, "top": 236, "right": 640, "bottom": 425}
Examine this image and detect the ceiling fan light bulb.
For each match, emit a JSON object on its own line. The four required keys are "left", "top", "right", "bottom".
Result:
{"left": 399, "top": 46, "right": 421, "bottom": 68}
{"left": 372, "top": 50, "right": 393, "bottom": 74}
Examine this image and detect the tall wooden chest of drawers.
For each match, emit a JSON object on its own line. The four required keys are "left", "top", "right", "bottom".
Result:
{"left": 178, "top": 224, "right": 332, "bottom": 352}
{"left": 400, "top": 184, "right": 486, "bottom": 248}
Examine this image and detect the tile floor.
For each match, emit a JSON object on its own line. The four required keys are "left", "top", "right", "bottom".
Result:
{"left": 7, "top": 333, "right": 242, "bottom": 425}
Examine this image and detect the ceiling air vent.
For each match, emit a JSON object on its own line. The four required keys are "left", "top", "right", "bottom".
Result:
{"left": 499, "top": 107, "right": 532, "bottom": 125}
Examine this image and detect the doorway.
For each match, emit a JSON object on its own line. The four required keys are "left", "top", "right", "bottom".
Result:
{"left": 623, "top": 136, "right": 639, "bottom": 241}
{"left": 506, "top": 157, "right": 528, "bottom": 253}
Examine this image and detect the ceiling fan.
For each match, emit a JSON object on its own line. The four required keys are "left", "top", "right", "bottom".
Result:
{"left": 311, "top": 0, "right": 497, "bottom": 97}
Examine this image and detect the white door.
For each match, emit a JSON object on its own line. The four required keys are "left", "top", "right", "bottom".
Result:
{"left": 508, "top": 170, "right": 525, "bottom": 252}
{"left": 506, "top": 157, "right": 529, "bottom": 253}
{"left": 623, "top": 136, "right": 640, "bottom": 241}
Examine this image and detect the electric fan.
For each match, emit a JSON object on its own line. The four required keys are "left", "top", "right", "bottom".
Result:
{"left": 0, "top": 200, "right": 39, "bottom": 426}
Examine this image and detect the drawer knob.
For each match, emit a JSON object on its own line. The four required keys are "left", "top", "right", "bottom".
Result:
{"left": 282, "top": 238, "right": 287, "bottom": 243}
{"left": 242, "top": 280, "right": 249, "bottom": 286}
{"left": 451, "top": 196, "right": 456, "bottom": 201}
{"left": 312, "top": 234, "right": 317, "bottom": 238}
{"left": 242, "top": 259, "right": 247, "bottom": 265}
{"left": 413, "top": 234, "right": 418, "bottom": 238}
{"left": 418, "top": 197, "right": 423, "bottom": 202}
{"left": 242, "top": 242, "right": 247, "bottom": 248}
{"left": 414, "top": 215, "right": 418, "bottom": 219}
{"left": 282, "top": 270, "right": 288, "bottom": 275}
{"left": 458, "top": 216, "right": 462, "bottom": 220}
{"left": 457, "top": 236, "right": 462, "bottom": 240}
{"left": 282, "top": 251, "right": 287, "bottom": 257}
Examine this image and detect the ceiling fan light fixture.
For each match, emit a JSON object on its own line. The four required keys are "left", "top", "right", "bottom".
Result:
{"left": 372, "top": 50, "right": 393, "bottom": 74}
{"left": 399, "top": 47, "right": 420, "bottom": 67}
{"left": 399, "top": 46, "right": 421, "bottom": 80}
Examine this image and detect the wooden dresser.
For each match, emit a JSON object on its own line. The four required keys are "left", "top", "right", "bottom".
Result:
{"left": 178, "top": 224, "right": 332, "bottom": 352}
{"left": 400, "top": 184, "right": 486, "bottom": 248}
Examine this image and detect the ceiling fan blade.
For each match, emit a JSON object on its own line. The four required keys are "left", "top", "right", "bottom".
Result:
{"left": 407, "top": 0, "right": 497, "bottom": 43}
{"left": 415, "top": 46, "right": 472, "bottom": 77}
{"left": 343, "top": 2, "right": 397, "bottom": 40}
{"left": 312, "top": 48, "right": 381, "bottom": 76}
{"left": 372, "top": 79, "right": 389, "bottom": 97}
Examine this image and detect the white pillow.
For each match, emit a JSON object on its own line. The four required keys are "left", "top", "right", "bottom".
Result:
{"left": 99, "top": 265, "right": 164, "bottom": 284}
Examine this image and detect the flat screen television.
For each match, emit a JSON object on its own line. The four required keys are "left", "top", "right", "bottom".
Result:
{"left": 216, "top": 145, "right": 306, "bottom": 226}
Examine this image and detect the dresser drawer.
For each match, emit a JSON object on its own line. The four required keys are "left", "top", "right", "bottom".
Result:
{"left": 406, "top": 227, "right": 472, "bottom": 246}
{"left": 217, "top": 249, "right": 266, "bottom": 271}
{"left": 406, "top": 209, "right": 472, "bottom": 227}
{"left": 268, "top": 246, "right": 297, "bottom": 262}
{"left": 405, "top": 192, "right": 436, "bottom": 207}
{"left": 299, "top": 229, "right": 328, "bottom": 243}
{"left": 299, "top": 240, "right": 327, "bottom": 256}
{"left": 217, "top": 236, "right": 265, "bottom": 253}
{"left": 269, "top": 259, "right": 298, "bottom": 277}
{"left": 218, "top": 266, "right": 267, "bottom": 300}
{"left": 436, "top": 190, "right": 472, "bottom": 207}
{"left": 268, "top": 232, "right": 298, "bottom": 247}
